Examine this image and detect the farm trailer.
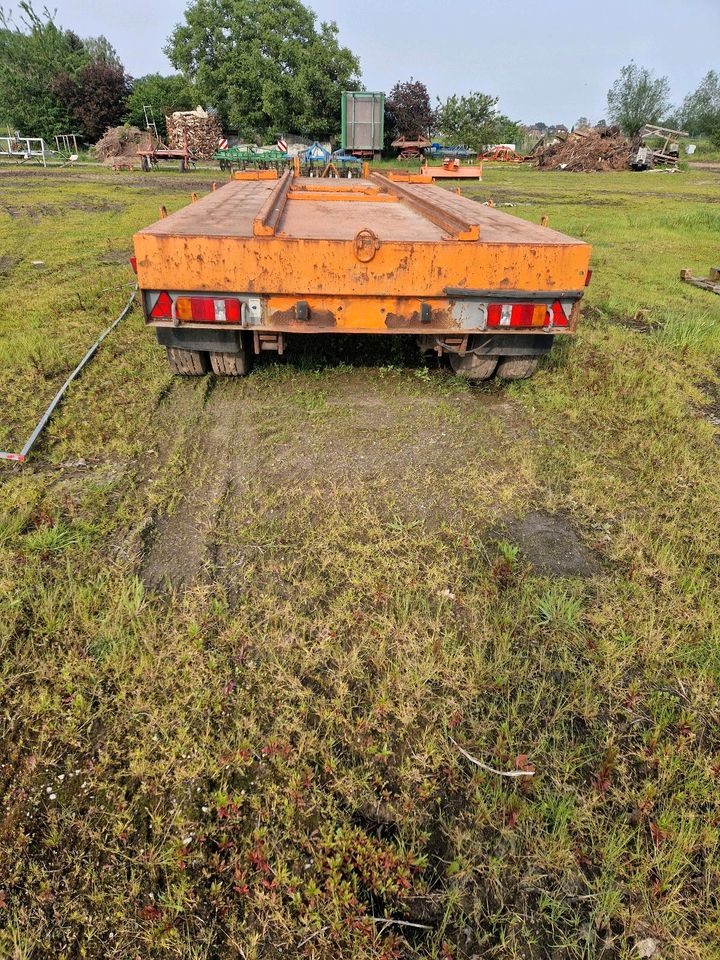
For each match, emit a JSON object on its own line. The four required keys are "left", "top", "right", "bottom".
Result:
{"left": 132, "top": 170, "right": 592, "bottom": 381}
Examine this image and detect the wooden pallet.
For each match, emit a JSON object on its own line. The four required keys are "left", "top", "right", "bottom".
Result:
{"left": 680, "top": 267, "right": 720, "bottom": 295}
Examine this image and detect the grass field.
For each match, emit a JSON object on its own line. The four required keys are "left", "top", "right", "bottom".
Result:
{"left": 1, "top": 162, "right": 719, "bottom": 960}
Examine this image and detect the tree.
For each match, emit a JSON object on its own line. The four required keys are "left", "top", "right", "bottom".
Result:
{"left": 385, "top": 78, "right": 434, "bottom": 140}
{"left": 677, "top": 71, "right": 720, "bottom": 137}
{"left": 82, "top": 35, "right": 121, "bottom": 67}
{"left": 574, "top": 116, "right": 590, "bottom": 129}
{"left": 53, "top": 60, "right": 132, "bottom": 141}
{"left": 125, "top": 74, "right": 197, "bottom": 138}
{"left": 435, "top": 91, "right": 511, "bottom": 151}
{"left": 0, "top": 2, "right": 86, "bottom": 137}
{"left": 165, "top": 0, "right": 361, "bottom": 140}
{"left": 0, "top": 3, "right": 131, "bottom": 141}
{"left": 495, "top": 117, "right": 522, "bottom": 145}
{"left": 607, "top": 61, "right": 671, "bottom": 136}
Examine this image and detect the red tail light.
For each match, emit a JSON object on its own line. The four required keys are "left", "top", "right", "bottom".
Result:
{"left": 486, "top": 301, "right": 573, "bottom": 329}
{"left": 175, "top": 297, "right": 242, "bottom": 323}
{"left": 585, "top": 269, "right": 593, "bottom": 287}
{"left": 487, "top": 303, "right": 549, "bottom": 328}
{"left": 150, "top": 291, "right": 173, "bottom": 319}
{"left": 149, "top": 293, "right": 242, "bottom": 323}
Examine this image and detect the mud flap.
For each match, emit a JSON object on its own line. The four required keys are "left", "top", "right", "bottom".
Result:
{"left": 156, "top": 328, "right": 245, "bottom": 354}
{"left": 467, "top": 334, "right": 554, "bottom": 357}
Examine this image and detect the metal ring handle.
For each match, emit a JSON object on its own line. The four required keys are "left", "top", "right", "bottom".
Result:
{"left": 353, "top": 227, "right": 380, "bottom": 263}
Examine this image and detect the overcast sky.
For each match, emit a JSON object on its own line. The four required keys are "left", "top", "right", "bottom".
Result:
{"left": 5, "top": 0, "right": 719, "bottom": 125}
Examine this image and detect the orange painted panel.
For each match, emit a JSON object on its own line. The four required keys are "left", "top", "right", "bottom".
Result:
{"left": 134, "top": 234, "right": 590, "bottom": 299}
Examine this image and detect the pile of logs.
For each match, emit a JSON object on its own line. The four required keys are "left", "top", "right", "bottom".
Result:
{"left": 165, "top": 107, "right": 223, "bottom": 160}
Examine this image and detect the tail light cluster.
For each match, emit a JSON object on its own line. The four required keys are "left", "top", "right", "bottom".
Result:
{"left": 150, "top": 292, "right": 242, "bottom": 323}
{"left": 487, "top": 300, "right": 570, "bottom": 329}
{"left": 146, "top": 291, "right": 574, "bottom": 330}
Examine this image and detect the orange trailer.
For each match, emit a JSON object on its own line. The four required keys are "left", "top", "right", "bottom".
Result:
{"left": 133, "top": 170, "right": 591, "bottom": 381}
{"left": 419, "top": 158, "right": 484, "bottom": 180}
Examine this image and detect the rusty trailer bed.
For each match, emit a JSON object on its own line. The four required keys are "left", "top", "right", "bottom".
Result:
{"left": 134, "top": 171, "right": 591, "bottom": 337}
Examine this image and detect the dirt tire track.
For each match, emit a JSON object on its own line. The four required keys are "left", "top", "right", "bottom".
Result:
{"left": 140, "top": 380, "right": 256, "bottom": 591}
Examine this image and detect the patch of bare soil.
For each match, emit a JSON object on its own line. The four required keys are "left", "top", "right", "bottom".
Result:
{"left": 0, "top": 255, "right": 19, "bottom": 275}
{"left": 610, "top": 314, "right": 654, "bottom": 334}
{"left": 1, "top": 202, "right": 58, "bottom": 223}
{"left": 698, "top": 374, "right": 720, "bottom": 443}
{"left": 97, "top": 248, "right": 133, "bottom": 265}
{"left": 0, "top": 167, "right": 220, "bottom": 195}
{"left": 67, "top": 198, "right": 127, "bottom": 214}
{"left": 139, "top": 371, "right": 525, "bottom": 594}
{"left": 505, "top": 510, "right": 602, "bottom": 578}
{"left": 139, "top": 380, "right": 256, "bottom": 591}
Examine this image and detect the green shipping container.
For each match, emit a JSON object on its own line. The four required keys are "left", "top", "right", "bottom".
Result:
{"left": 341, "top": 91, "right": 385, "bottom": 156}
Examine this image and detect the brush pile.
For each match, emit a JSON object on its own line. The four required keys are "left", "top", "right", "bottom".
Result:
{"left": 166, "top": 107, "right": 223, "bottom": 160}
{"left": 92, "top": 126, "right": 144, "bottom": 164}
{"left": 535, "top": 126, "right": 634, "bottom": 172}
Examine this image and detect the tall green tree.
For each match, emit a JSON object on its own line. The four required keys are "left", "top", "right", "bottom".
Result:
{"left": 677, "top": 70, "right": 720, "bottom": 137}
{"left": 82, "top": 34, "right": 122, "bottom": 67}
{"left": 435, "top": 91, "right": 513, "bottom": 151}
{"left": 0, "top": 2, "right": 86, "bottom": 137}
{"left": 0, "top": 3, "right": 131, "bottom": 141}
{"left": 607, "top": 61, "right": 671, "bottom": 136}
{"left": 165, "top": 0, "right": 361, "bottom": 140}
{"left": 125, "top": 74, "right": 197, "bottom": 138}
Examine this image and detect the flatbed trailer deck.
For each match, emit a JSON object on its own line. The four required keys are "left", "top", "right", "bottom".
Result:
{"left": 133, "top": 170, "right": 592, "bottom": 380}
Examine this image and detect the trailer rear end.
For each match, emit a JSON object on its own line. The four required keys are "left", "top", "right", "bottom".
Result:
{"left": 133, "top": 170, "right": 591, "bottom": 381}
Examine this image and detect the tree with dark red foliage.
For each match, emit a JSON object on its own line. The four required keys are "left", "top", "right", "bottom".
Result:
{"left": 385, "top": 79, "right": 435, "bottom": 141}
{"left": 53, "top": 60, "right": 132, "bottom": 141}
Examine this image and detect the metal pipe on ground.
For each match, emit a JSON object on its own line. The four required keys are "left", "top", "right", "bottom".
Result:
{"left": 0, "top": 286, "right": 138, "bottom": 463}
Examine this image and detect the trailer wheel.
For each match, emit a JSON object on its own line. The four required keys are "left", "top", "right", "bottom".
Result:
{"left": 448, "top": 351, "right": 498, "bottom": 382}
{"left": 209, "top": 350, "right": 251, "bottom": 377}
{"left": 166, "top": 346, "right": 209, "bottom": 376}
{"left": 495, "top": 356, "right": 539, "bottom": 380}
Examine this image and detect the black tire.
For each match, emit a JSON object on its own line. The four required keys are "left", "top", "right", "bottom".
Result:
{"left": 209, "top": 349, "right": 251, "bottom": 377}
{"left": 448, "top": 350, "right": 498, "bottom": 382}
{"left": 165, "top": 346, "right": 209, "bottom": 376}
{"left": 495, "top": 356, "right": 539, "bottom": 380}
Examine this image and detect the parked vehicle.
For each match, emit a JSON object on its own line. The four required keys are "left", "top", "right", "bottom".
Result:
{"left": 341, "top": 91, "right": 384, "bottom": 159}
{"left": 132, "top": 169, "right": 591, "bottom": 381}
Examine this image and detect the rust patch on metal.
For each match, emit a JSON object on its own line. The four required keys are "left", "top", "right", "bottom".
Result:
{"left": 385, "top": 311, "right": 419, "bottom": 329}
{"left": 270, "top": 306, "right": 337, "bottom": 328}
{"left": 385, "top": 307, "right": 453, "bottom": 329}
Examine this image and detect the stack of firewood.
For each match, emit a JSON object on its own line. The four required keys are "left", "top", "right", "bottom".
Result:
{"left": 165, "top": 107, "right": 223, "bottom": 160}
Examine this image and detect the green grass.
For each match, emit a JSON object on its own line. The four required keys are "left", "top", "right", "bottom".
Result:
{"left": 688, "top": 138, "right": 720, "bottom": 163}
{"left": 1, "top": 164, "right": 720, "bottom": 959}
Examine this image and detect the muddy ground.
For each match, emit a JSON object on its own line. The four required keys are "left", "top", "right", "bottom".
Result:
{"left": 135, "top": 368, "right": 601, "bottom": 595}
